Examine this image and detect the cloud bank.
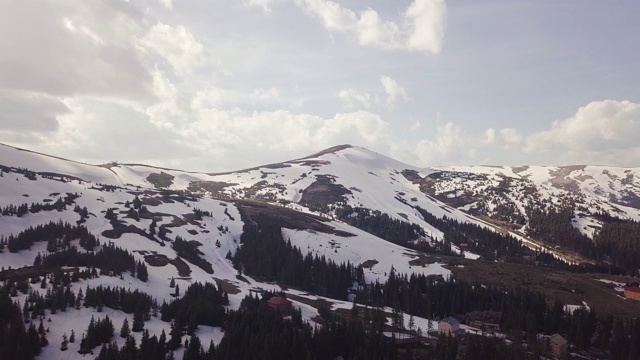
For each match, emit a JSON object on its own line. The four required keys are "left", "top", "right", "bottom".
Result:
{"left": 296, "top": 0, "right": 447, "bottom": 55}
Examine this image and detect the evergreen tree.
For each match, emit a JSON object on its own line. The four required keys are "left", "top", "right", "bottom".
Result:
{"left": 136, "top": 261, "right": 148, "bottom": 282}
{"left": 132, "top": 310, "right": 145, "bottom": 333}
{"left": 120, "top": 318, "right": 130, "bottom": 338}
{"left": 183, "top": 335, "right": 203, "bottom": 360}
{"left": 60, "top": 333, "right": 69, "bottom": 351}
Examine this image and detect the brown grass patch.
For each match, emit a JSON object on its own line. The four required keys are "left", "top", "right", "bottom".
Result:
{"left": 361, "top": 260, "right": 379, "bottom": 269}
{"left": 235, "top": 199, "right": 355, "bottom": 237}
{"left": 213, "top": 278, "right": 242, "bottom": 295}
{"left": 169, "top": 257, "right": 191, "bottom": 277}
{"left": 141, "top": 197, "right": 163, "bottom": 206}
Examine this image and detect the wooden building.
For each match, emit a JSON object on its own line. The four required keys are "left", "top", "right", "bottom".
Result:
{"left": 267, "top": 296, "right": 293, "bottom": 313}
{"left": 549, "top": 333, "right": 567, "bottom": 359}
{"left": 624, "top": 286, "right": 640, "bottom": 301}
{"left": 438, "top": 317, "right": 464, "bottom": 337}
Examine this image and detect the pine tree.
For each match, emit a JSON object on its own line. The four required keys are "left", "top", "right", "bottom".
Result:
{"left": 69, "top": 329, "right": 76, "bottom": 343}
{"left": 120, "top": 318, "right": 130, "bottom": 338}
{"left": 132, "top": 310, "right": 145, "bottom": 333}
{"left": 167, "top": 320, "right": 183, "bottom": 350}
{"left": 183, "top": 335, "right": 203, "bottom": 360}
{"left": 137, "top": 261, "right": 148, "bottom": 282}
{"left": 60, "top": 333, "right": 69, "bottom": 351}
{"left": 170, "top": 277, "right": 176, "bottom": 288}
{"left": 150, "top": 219, "right": 157, "bottom": 236}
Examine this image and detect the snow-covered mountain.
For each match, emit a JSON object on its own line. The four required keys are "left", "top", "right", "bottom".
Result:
{"left": 425, "top": 164, "right": 640, "bottom": 237}
{"left": 0, "top": 143, "right": 450, "bottom": 359}
{"left": 1, "top": 142, "right": 639, "bottom": 359}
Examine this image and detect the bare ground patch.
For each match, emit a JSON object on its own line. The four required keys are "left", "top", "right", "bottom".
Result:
{"left": 213, "top": 278, "right": 242, "bottom": 295}
{"left": 235, "top": 199, "right": 355, "bottom": 237}
{"left": 299, "top": 175, "right": 352, "bottom": 210}
{"left": 140, "top": 252, "right": 191, "bottom": 277}
{"left": 361, "top": 260, "right": 379, "bottom": 269}
{"left": 188, "top": 181, "right": 237, "bottom": 194}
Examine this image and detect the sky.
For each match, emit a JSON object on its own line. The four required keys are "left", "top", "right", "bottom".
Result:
{"left": 0, "top": 0, "right": 639, "bottom": 172}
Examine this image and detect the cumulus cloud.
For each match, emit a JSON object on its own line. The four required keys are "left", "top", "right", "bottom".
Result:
{"left": 500, "top": 128, "right": 523, "bottom": 147}
{"left": 414, "top": 119, "right": 475, "bottom": 165}
{"left": 380, "top": 76, "right": 409, "bottom": 110}
{"left": 481, "top": 127, "right": 524, "bottom": 149}
{"left": 483, "top": 128, "right": 496, "bottom": 144}
{"left": 405, "top": 0, "right": 447, "bottom": 54}
{"left": 192, "top": 87, "right": 282, "bottom": 109}
{"left": 159, "top": 0, "right": 173, "bottom": 9}
{"left": 338, "top": 89, "right": 372, "bottom": 110}
{"left": 338, "top": 75, "right": 408, "bottom": 110}
{"left": 296, "top": 0, "right": 447, "bottom": 55}
{"left": 139, "top": 22, "right": 206, "bottom": 76}
{"left": 245, "top": 0, "right": 278, "bottom": 13}
{"left": 187, "top": 109, "right": 390, "bottom": 158}
{"left": 38, "top": 97, "right": 190, "bottom": 167}
{"left": 524, "top": 100, "right": 640, "bottom": 165}
{"left": 145, "top": 71, "right": 189, "bottom": 128}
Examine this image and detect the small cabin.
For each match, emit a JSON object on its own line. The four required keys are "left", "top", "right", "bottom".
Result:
{"left": 267, "top": 296, "right": 293, "bottom": 313}
{"left": 548, "top": 333, "right": 567, "bottom": 359}
{"left": 624, "top": 286, "right": 640, "bottom": 301}
{"left": 439, "top": 317, "right": 464, "bottom": 337}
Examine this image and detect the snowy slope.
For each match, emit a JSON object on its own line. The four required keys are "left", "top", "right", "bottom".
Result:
{"left": 0, "top": 143, "right": 460, "bottom": 359}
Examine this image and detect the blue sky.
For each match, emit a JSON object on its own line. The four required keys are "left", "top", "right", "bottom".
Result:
{"left": 0, "top": 0, "right": 639, "bottom": 171}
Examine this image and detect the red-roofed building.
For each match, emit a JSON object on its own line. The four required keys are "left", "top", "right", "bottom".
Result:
{"left": 624, "top": 287, "right": 640, "bottom": 301}
{"left": 267, "top": 296, "right": 293, "bottom": 313}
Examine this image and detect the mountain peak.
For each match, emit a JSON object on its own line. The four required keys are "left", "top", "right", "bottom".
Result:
{"left": 300, "top": 144, "right": 353, "bottom": 159}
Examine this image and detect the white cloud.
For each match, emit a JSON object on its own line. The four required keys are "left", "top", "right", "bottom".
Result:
{"left": 414, "top": 119, "right": 475, "bottom": 165}
{"left": 411, "top": 121, "right": 422, "bottom": 131}
{"left": 40, "top": 97, "right": 189, "bottom": 167}
{"left": 483, "top": 128, "right": 496, "bottom": 144}
{"left": 338, "top": 89, "right": 372, "bottom": 110}
{"left": 499, "top": 128, "right": 523, "bottom": 147}
{"left": 405, "top": 0, "right": 447, "bottom": 54}
{"left": 245, "top": 0, "right": 277, "bottom": 13}
{"left": 380, "top": 76, "right": 409, "bottom": 110}
{"left": 159, "top": 0, "right": 173, "bottom": 9}
{"left": 188, "top": 109, "right": 390, "bottom": 156}
{"left": 62, "top": 17, "right": 104, "bottom": 45}
{"left": 139, "top": 23, "right": 206, "bottom": 76}
{"left": 524, "top": 100, "right": 640, "bottom": 165}
{"left": 338, "top": 75, "right": 408, "bottom": 111}
{"left": 296, "top": 0, "right": 447, "bottom": 54}
{"left": 145, "top": 71, "right": 188, "bottom": 128}
{"left": 192, "top": 87, "right": 282, "bottom": 109}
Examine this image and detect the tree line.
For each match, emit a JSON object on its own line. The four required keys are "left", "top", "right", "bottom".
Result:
{"left": 232, "top": 214, "right": 359, "bottom": 300}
